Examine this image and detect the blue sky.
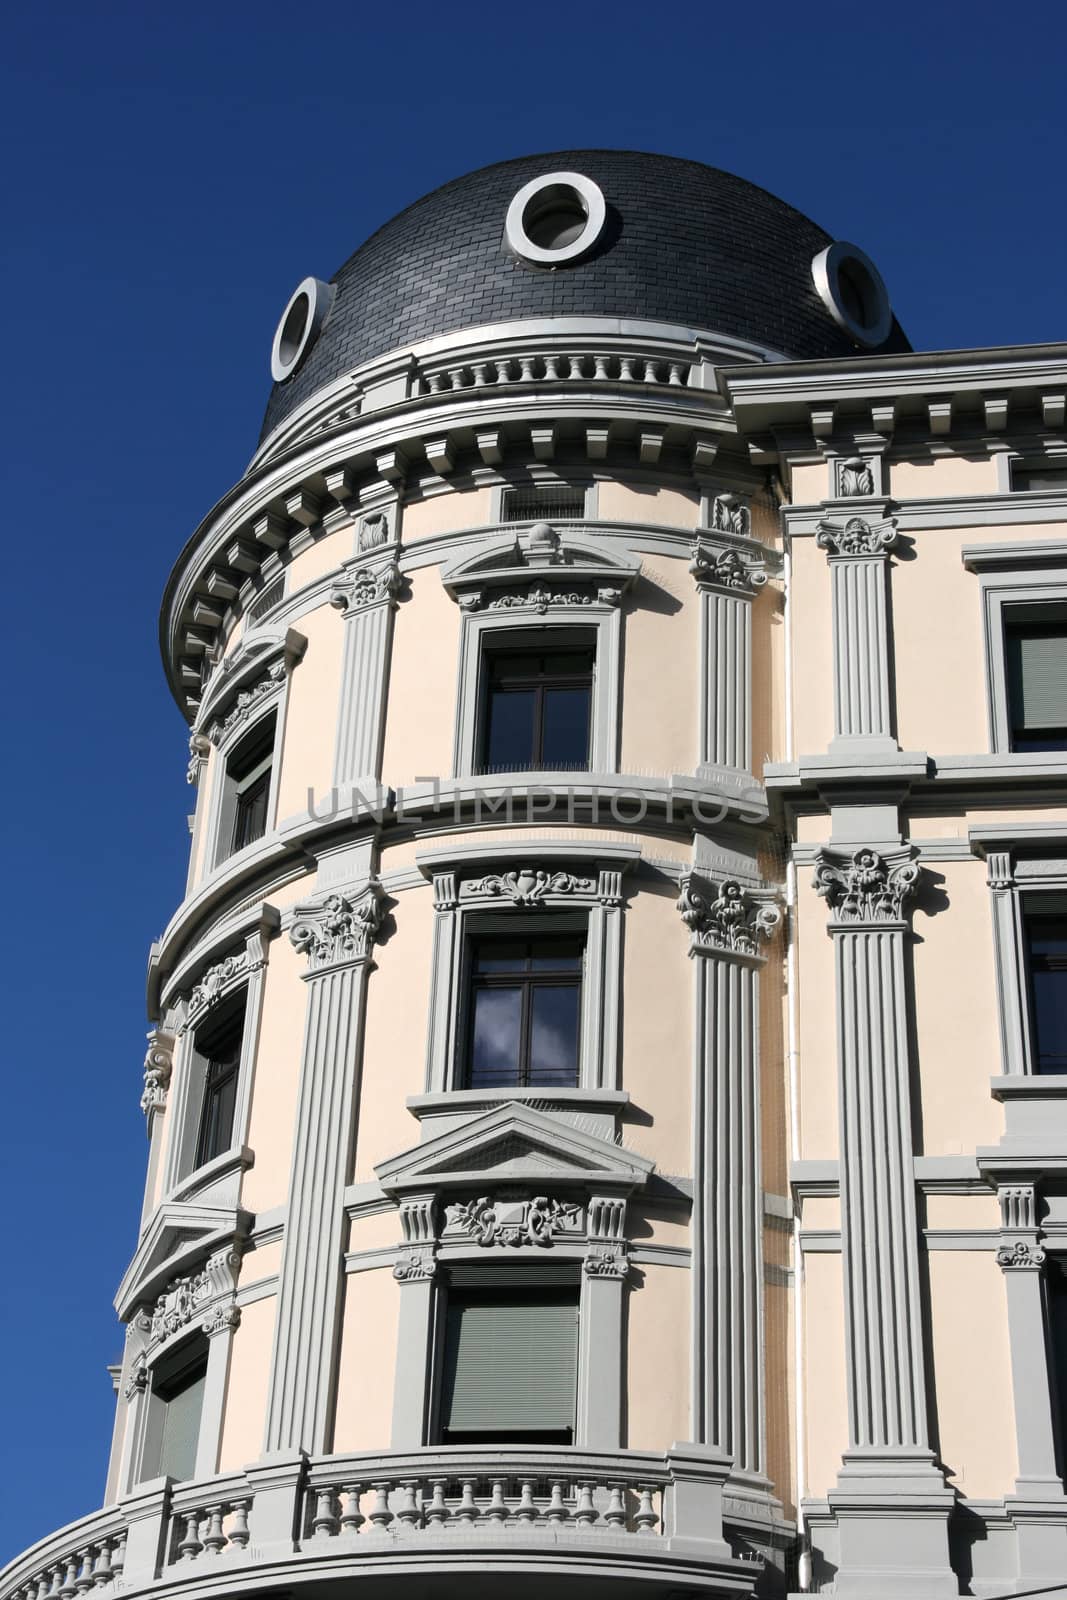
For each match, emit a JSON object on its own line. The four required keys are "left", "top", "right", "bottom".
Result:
{"left": 1, "top": 0, "right": 1065, "bottom": 1561}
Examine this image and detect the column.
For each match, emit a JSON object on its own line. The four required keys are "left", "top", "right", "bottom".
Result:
{"left": 390, "top": 1195, "right": 437, "bottom": 1448}
{"left": 816, "top": 514, "right": 898, "bottom": 755}
{"left": 263, "top": 874, "right": 385, "bottom": 1454}
{"left": 330, "top": 557, "right": 400, "bottom": 790}
{"left": 578, "top": 1195, "right": 629, "bottom": 1449}
{"left": 678, "top": 873, "right": 780, "bottom": 1491}
{"left": 689, "top": 533, "right": 767, "bottom": 776}
{"left": 195, "top": 1246, "right": 244, "bottom": 1478}
{"left": 813, "top": 846, "right": 955, "bottom": 1598}
{"left": 139, "top": 1030, "right": 174, "bottom": 1227}
{"left": 997, "top": 1182, "right": 1067, "bottom": 1578}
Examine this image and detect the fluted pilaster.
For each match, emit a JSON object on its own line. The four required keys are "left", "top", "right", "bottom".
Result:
{"left": 330, "top": 558, "right": 400, "bottom": 788}
{"left": 690, "top": 535, "right": 766, "bottom": 775}
{"left": 816, "top": 514, "right": 897, "bottom": 751}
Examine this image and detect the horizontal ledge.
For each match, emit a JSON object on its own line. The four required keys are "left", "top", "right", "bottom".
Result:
{"left": 407, "top": 1088, "right": 631, "bottom": 1118}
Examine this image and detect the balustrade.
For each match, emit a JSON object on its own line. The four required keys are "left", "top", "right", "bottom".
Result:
{"left": 416, "top": 350, "right": 691, "bottom": 396}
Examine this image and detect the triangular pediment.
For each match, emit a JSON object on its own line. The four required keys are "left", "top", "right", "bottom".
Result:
{"left": 375, "top": 1102, "right": 653, "bottom": 1196}
{"left": 115, "top": 1202, "right": 249, "bottom": 1320}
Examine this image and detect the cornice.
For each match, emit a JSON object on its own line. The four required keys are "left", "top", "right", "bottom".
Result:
{"left": 784, "top": 494, "right": 1067, "bottom": 537}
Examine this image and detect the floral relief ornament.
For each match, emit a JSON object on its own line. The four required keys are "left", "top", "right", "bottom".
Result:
{"left": 186, "top": 952, "right": 250, "bottom": 1025}
{"left": 208, "top": 661, "right": 286, "bottom": 745}
{"left": 329, "top": 563, "right": 400, "bottom": 614}
{"left": 446, "top": 1194, "right": 581, "bottom": 1248}
{"left": 140, "top": 1031, "right": 174, "bottom": 1117}
{"left": 676, "top": 875, "right": 781, "bottom": 957}
{"left": 996, "top": 1239, "right": 1046, "bottom": 1271}
{"left": 463, "top": 867, "right": 597, "bottom": 906}
{"left": 815, "top": 515, "right": 897, "bottom": 558}
{"left": 812, "top": 848, "right": 920, "bottom": 924}
{"left": 689, "top": 540, "right": 767, "bottom": 594}
{"left": 290, "top": 881, "right": 386, "bottom": 969}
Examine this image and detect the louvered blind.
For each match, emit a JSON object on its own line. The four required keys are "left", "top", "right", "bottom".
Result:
{"left": 441, "top": 1293, "right": 578, "bottom": 1434}
{"left": 1007, "top": 623, "right": 1067, "bottom": 731}
{"left": 157, "top": 1363, "right": 206, "bottom": 1482}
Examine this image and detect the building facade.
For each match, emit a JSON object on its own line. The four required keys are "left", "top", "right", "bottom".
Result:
{"left": 4, "top": 151, "right": 1067, "bottom": 1600}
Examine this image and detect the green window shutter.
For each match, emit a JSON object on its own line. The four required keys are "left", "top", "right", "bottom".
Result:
{"left": 1007, "top": 624, "right": 1067, "bottom": 731}
{"left": 157, "top": 1363, "right": 206, "bottom": 1481}
{"left": 441, "top": 1293, "right": 578, "bottom": 1435}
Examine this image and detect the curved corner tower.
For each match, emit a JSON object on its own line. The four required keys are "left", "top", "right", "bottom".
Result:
{"left": 9, "top": 149, "right": 1067, "bottom": 1600}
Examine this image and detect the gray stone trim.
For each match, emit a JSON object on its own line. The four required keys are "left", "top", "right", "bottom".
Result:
{"left": 418, "top": 847, "right": 634, "bottom": 1096}
{"left": 689, "top": 527, "right": 769, "bottom": 775}
{"left": 962, "top": 543, "right": 1067, "bottom": 754}
{"left": 815, "top": 509, "right": 899, "bottom": 753}
{"left": 630, "top": 1244, "right": 692, "bottom": 1268}
{"left": 235, "top": 1275, "right": 280, "bottom": 1307}
{"left": 330, "top": 553, "right": 401, "bottom": 788}
{"left": 342, "top": 1247, "right": 398, "bottom": 1275}
{"left": 264, "top": 844, "right": 382, "bottom": 1454}
{"left": 785, "top": 493, "right": 1067, "bottom": 536}
{"left": 444, "top": 537, "right": 632, "bottom": 779}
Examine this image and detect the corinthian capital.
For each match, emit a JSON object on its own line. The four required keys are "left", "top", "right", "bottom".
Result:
{"left": 813, "top": 847, "right": 920, "bottom": 925}
{"left": 816, "top": 514, "right": 897, "bottom": 558}
{"left": 677, "top": 874, "right": 781, "bottom": 958}
{"left": 290, "top": 882, "right": 386, "bottom": 971}
{"left": 329, "top": 561, "right": 400, "bottom": 614}
{"left": 140, "top": 1030, "right": 175, "bottom": 1120}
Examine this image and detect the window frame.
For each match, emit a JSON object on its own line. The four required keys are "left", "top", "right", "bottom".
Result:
{"left": 492, "top": 480, "right": 597, "bottom": 524}
{"left": 476, "top": 629, "right": 597, "bottom": 776}
{"left": 192, "top": 1000, "right": 246, "bottom": 1170}
{"left": 135, "top": 1333, "right": 210, "bottom": 1487}
{"left": 963, "top": 541, "right": 1067, "bottom": 757}
{"left": 1023, "top": 902, "right": 1067, "bottom": 1076}
{"left": 209, "top": 707, "right": 281, "bottom": 869}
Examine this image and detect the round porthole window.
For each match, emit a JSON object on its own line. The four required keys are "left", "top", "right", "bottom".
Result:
{"left": 811, "top": 241, "right": 892, "bottom": 349}
{"left": 505, "top": 172, "right": 607, "bottom": 267}
{"left": 270, "top": 276, "right": 334, "bottom": 382}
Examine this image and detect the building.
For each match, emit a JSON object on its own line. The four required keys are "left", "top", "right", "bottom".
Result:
{"left": 4, "top": 149, "right": 1067, "bottom": 1600}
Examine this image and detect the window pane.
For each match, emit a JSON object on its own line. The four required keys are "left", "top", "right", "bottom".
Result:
{"left": 234, "top": 771, "right": 270, "bottom": 851}
{"left": 1007, "top": 623, "right": 1067, "bottom": 735}
{"left": 157, "top": 1362, "right": 206, "bottom": 1482}
{"left": 483, "top": 687, "right": 536, "bottom": 772}
{"left": 473, "top": 944, "right": 528, "bottom": 973}
{"left": 540, "top": 651, "right": 594, "bottom": 677}
{"left": 529, "top": 984, "right": 581, "bottom": 1085}
{"left": 469, "top": 987, "right": 523, "bottom": 1085}
{"left": 489, "top": 654, "right": 540, "bottom": 683}
{"left": 528, "top": 936, "right": 584, "bottom": 970}
{"left": 541, "top": 686, "right": 591, "bottom": 768}
{"left": 441, "top": 1293, "right": 578, "bottom": 1436}
{"left": 1030, "top": 920, "right": 1067, "bottom": 1073}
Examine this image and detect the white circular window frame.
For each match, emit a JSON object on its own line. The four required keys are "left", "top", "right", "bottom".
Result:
{"left": 505, "top": 171, "right": 607, "bottom": 267}
{"left": 811, "top": 241, "right": 892, "bottom": 349}
{"left": 270, "top": 276, "right": 334, "bottom": 382}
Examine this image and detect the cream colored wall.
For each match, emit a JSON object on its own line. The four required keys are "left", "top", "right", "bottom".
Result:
{"left": 752, "top": 587, "right": 786, "bottom": 770}
{"left": 352, "top": 886, "right": 435, "bottom": 1180}
{"left": 925, "top": 1193, "right": 999, "bottom": 1229}
{"left": 621, "top": 885, "right": 692, "bottom": 1173}
{"left": 597, "top": 480, "right": 699, "bottom": 528}
{"left": 241, "top": 937, "right": 307, "bottom": 1213}
{"left": 927, "top": 1251, "right": 1017, "bottom": 1496}
{"left": 911, "top": 861, "right": 1004, "bottom": 1155}
{"left": 790, "top": 537, "right": 834, "bottom": 756}
{"left": 333, "top": 1268, "right": 400, "bottom": 1451}
{"left": 628, "top": 1203, "right": 690, "bottom": 1250}
{"left": 889, "top": 455, "right": 1000, "bottom": 499}
{"left": 380, "top": 572, "right": 460, "bottom": 785}
{"left": 802, "top": 1197, "right": 841, "bottom": 1229}
{"left": 761, "top": 945, "right": 790, "bottom": 1197}
{"left": 286, "top": 527, "right": 350, "bottom": 593}
{"left": 620, "top": 558, "right": 697, "bottom": 775}
{"left": 789, "top": 463, "right": 828, "bottom": 503}
{"left": 241, "top": 1239, "right": 283, "bottom": 1286}
{"left": 801, "top": 1251, "right": 848, "bottom": 1496}
{"left": 795, "top": 873, "right": 839, "bottom": 1160}
{"left": 218, "top": 1295, "right": 274, "bottom": 1470}
{"left": 625, "top": 1264, "right": 690, "bottom": 1449}
{"left": 402, "top": 487, "right": 494, "bottom": 540}
{"left": 764, "top": 1275, "right": 795, "bottom": 1517}
{"left": 275, "top": 604, "right": 343, "bottom": 819}
{"left": 348, "top": 1208, "right": 402, "bottom": 1253}
{"left": 893, "top": 531, "right": 986, "bottom": 754}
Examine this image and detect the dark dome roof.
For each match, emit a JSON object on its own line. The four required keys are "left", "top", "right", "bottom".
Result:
{"left": 260, "top": 150, "right": 910, "bottom": 441}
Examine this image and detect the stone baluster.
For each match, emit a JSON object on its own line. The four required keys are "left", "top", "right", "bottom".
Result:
{"left": 339, "top": 1486, "right": 365, "bottom": 1534}
{"left": 679, "top": 873, "right": 780, "bottom": 1497}
{"left": 689, "top": 527, "right": 766, "bottom": 776}
{"left": 263, "top": 864, "right": 385, "bottom": 1454}
{"left": 813, "top": 846, "right": 955, "bottom": 1597}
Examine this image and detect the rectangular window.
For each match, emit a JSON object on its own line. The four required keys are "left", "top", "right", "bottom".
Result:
{"left": 1026, "top": 911, "right": 1067, "bottom": 1074}
{"left": 1005, "top": 610, "right": 1067, "bottom": 752}
{"left": 144, "top": 1344, "right": 208, "bottom": 1483}
{"left": 501, "top": 483, "right": 587, "bottom": 523}
{"left": 1047, "top": 1264, "right": 1067, "bottom": 1471}
{"left": 466, "top": 933, "right": 583, "bottom": 1089}
{"left": 1013, "top": 465, "right": 1067, "bottom": 492}
{"left": 439, "top": 1284, "right": 578, "bottom": 1444}
{"left": 478, "top": 632, "right": 594, "bottom": 774}
{"left": 194, "top": 999, "right": 245, "bottom": 1168}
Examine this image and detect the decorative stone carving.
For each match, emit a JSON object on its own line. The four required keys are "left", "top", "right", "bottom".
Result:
{"left": 837, "top": 456, "right": 875, "bottom": 497}
{"left": 431, "top": 871, "right": 460, "bottom": 912}
{"left": 202, "top": 1302, "right": 242, "bottom": 1337}
{"left": 710, "top": 493, "right": 751, "bottom": 537}
{"left": 124, "top": 1362, "right": 148, "bottom": 1401}
{"left": 357, "top": 509, "right": 390, "bottom": 552}
{"left": 462, "top": 867, "right": 598, "bottom": 906}
{"left": 677, "top": 875, "right": 781, "bottom": 957}
{"left": 208, "top": 661, "right": 286, "bottom": 746}
{"left": 996, "top": 1240, "right": 1046, "bottom": 1271}
{"left": 329, "top": 563, "right": 400, "bottom": 614}
{"left": 290, "top": 882, "right": 386, "bottom": 971}
{"left": 186, "top": 732, "right": 210, "bottom": 785}
{"left": 393, "top": 1248, "right": 437, "bottom": 1282}
{"left": 999, "top": 1184, "right": 1038, "bottom": 1232}
{"left": 583, "top": 1244, "right": 630, "bottom": 1279}
{"left": 140, "top": 1030, "right": 175, "bottom": 1118}
{"left": 441, "top": 525, "right": 639, "bottom": 613}
{"left": 444, "top": 1194, "right": 581, "bottom": 1248}
{"left": 689, "top": 540, "right": 767, "bottom": 594}
{"left": 185, "top": 951, "right": 251, "bottom": 1027}
{"left": 816, "top": 514, "right": 897, "bottom": 557}
{"left": 146, "top": 1246, "right": 242, "bottom": 1347}
{"left": 813, "top": 848, "right": 920, "bottom": 924}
